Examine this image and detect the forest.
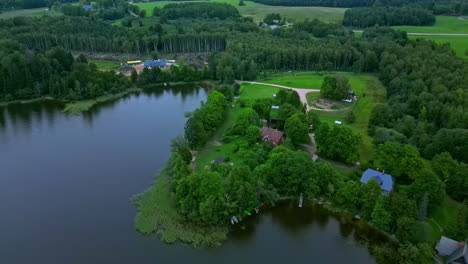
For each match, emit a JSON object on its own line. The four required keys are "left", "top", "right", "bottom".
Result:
{"left": 0, "top": 2, "right": 466, "bottom": 263}
{"left": 343, "top": 7, "right": 436, "bottom": 27}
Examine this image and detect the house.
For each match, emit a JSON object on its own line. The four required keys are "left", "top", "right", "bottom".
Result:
{"left": 83, "top": 5, "right": 92, "bottom": 10}
{"left": 144, "top": 61, "right": 167, "bottom": 69}
{"left": 261, "top": 126, "right": 284, "bottom": 146}
{"left": 360, "top": 169, "right": 394, "bottom": 195}
{"left": 436, "top": 237, "right": 468, "bottom": 264}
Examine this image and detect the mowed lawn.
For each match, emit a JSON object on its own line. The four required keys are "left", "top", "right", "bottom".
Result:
{"left": 409, "top": 35, "right": 468, "bottom": 59}
{"left": 90, "top": 60, "right": 122, "bottom": 71}
{"left": 308, "top": 75, "right": 385, "bottom": 163}
{"left": 134, "top": 0, "right": 346, "bottom": 22}
{"left": 393, "top": 16, "right": 468, "bottom": 34}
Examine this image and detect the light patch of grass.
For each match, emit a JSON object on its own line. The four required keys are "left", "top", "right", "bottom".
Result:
{"left": 409, "top": 35, "right": 468, "bottom": 59}
{"left": 133, "top": 0, "right": 346, "bottom": 22}
{"left": 63, "top": 88, "right": 141, "bottom": 114}
{"left": 432, "top": 196, "right": 463, "bottom": 233}
{"left": 90, "top": 60, "right": 122, "bottom": 71}
{"left": 239, "top": 83, "right": 279, "bottom": 100}
{"left": 264, "top": 74, "right": 325, "bottom": 89}
{"left": 393, "top": 16, "right": 468, "bottom": 34}
{"left": 134, "top": 168, "right": 228, "bottom": 246}
{"left": 0, "top": 8, "right": 60, "bottom": 19}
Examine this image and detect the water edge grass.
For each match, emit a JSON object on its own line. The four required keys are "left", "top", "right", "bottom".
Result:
{"left": 63, "top": 88, "right": 142, "bottom": 115}
{"left": 133, "top": 167, "right": 229, "bottom": 246}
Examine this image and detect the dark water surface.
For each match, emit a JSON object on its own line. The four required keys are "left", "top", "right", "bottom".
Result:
{"left": 1, "top": 86, "right": 385, "bottom": 264}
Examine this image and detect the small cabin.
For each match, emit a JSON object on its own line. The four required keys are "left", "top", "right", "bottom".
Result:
{"left": 261, "top": 126, "right": 284, "bottom": 146}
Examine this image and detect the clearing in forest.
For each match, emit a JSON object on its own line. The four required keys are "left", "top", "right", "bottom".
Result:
{"left": 134, "top": 0, "right": 346, "bottom": 23}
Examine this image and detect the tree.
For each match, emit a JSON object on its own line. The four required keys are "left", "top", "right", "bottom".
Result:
{"left": 371, "top": 196, "right": 391, "bottom": 232}
{"left": 361, "top": 179, "right": 382, "bottom": 219}
{"left": 345, "top": 110, "right": 355, "bottom": 124}
{"left": 284, "top": 113, "right": 309, "bottom": 145}
{"left": 278, "top": 103, "right": 297, "bottom": 121}
{"left": 320, "top": 76, "right": 349, "bottom": 100}
{"left": 398, "top": 243, "right": 433, "bottom": 264}
{"left": 431, "top": 152, "right": 468, "bottom": 201}
{"left": 252, "top": 98, "right": 272, "bottom": 120}
{"left": 315, "top": 123, "right": 361, "bottom": 164}
{"left": 130, "top": 69, "right": 138, "bottom": 83}
{"left": 227, "top": 166, "right": 258, "bottom": 214}
{"left": 238, "top": 0, "right": 245, "bottom": 6}
{"left": 170, "top": 136, "right": 192, "bottom": 164}
{"left": 245, "top": 126, "right": 260, "bottom": 145}
{"left": 334, "top": 180, "right": 363, "bottom": 212}
{"left": 409, "top": 169, "right": 445, "bottom": 217}
{"left": 178, "top": 171, "right": 227, "bottom": 224}
{"left": 151, "top": 52, "right": 158, "bottom": 60}
{"left": 396, "top": 217, "right": 418, "bottom": 244}
{"left": 374, "top": 142, "right": 424, "bottom": 181}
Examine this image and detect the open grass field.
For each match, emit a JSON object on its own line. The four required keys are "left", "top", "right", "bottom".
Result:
{"left": 393, "top": 16, "right": 468, "bottom": 34}
{"left": 422, "top": 196, "right": 466, "bottom": 246}
{"left": 90, "top": 60, "right": 122, "bottom": 71}
{"left": 409, "top": 35, "right": 468, "bottom": 59}
{"left": 134, "top": 0, "right": 346, "bottom": 22}
{"left": 0, "top": 8, "right": 59, "bottom": 19}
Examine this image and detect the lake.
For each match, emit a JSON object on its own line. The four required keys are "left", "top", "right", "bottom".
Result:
{"left": 0, "top": 86, "right": 387, "bottom": 263}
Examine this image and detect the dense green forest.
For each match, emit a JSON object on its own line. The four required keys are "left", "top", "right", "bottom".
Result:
{"left": 343, "top": 7, "right": 436, "bottom": 27}
{"left": 0, "top": 2, "right": 466, "bottom": 262}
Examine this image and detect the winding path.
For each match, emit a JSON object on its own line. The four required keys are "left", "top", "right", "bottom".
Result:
{"left": 237, "top": 81, "right": 341, "bottom": 112}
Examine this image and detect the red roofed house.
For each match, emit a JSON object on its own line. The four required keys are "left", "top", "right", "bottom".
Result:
{"left": 261, "top": 126, "right": 284, "bottom": 146}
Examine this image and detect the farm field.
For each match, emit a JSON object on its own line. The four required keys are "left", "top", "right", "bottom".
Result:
{"left": 393, "top": 16, "right": 468, "bottom": 34}
{"left": 0, "top": 8, "right": 59, "bottom": 19}
{"left": 409, "top": 35, "right": 468, "bottom": 59}
{"left": 134, "top": 0, "right": 346, "bottom": 22}
{"left": 90, "top": 60, "right": 122, "bottom": 71}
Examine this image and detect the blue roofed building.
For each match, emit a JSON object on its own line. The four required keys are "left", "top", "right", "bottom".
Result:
{"left": 83, "top": 5, "right": 92, "bottom": 10}
{"left": 360, "top": 169, "right": 394, "bottom": 195}
{"left": 144, "top": 61, "right": 167, "bottom": 69}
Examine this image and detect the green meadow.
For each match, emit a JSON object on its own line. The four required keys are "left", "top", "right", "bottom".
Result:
{"left": 409, "top": 35, "right": 468, "bottom": 59}
{"left": 393, "top": 16, "right": 468, "bottom": 34}
{"left": 0, "top": 8, "right": 59, "bottom": 19}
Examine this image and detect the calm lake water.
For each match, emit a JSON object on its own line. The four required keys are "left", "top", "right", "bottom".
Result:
{"left": 0, "top": 86, "right": 387, "bottom": 263}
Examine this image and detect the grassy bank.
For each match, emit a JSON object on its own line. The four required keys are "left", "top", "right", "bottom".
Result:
{"left": 63, "top": 88, "right": 141, "bottom": 115}
{"left": 134, "top": 168, "right": 228, "bottom": 246}
{"left": 0, "top": 96, "right": 54, "bottom": 107}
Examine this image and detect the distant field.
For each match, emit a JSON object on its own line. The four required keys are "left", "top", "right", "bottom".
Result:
{"left": 0, "top": 8, "right": 59, "bottom": 19}
{"left": 90, "top": 60, "right": 122, "bottom": 71}
{"left": 393, "top": 16, "right": 468, "bottom": 34}
{"left": 134, "top": 0, "right": 346, "bottom": 22}
{"left": 409, "top": 35, "right": 468, "bottom": 59}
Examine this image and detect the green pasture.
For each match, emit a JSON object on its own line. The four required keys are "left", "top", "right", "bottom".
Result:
{"left": 393, "top": 16, "right": 468, "bottom": 34}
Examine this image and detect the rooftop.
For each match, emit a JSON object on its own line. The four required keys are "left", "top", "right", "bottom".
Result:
{"left": 360, "top": 169, "right": 394, "bottom": 194}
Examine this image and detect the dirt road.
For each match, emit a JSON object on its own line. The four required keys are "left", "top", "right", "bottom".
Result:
{"left": 237, "top": 81, "right": 342, "bottom": 112}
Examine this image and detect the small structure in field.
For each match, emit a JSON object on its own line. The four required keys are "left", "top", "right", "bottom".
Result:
{"left": 83, "top": 5, "right": 93, "bottom": 10}
{"left": 436, "top": 237, "right": 467, "bottom": 263}
{"left": 214, "top": 157, "right": 225, "bottom": 164}
{"left": 144, "top": 61, "right": 167, "bottom": 69}
{"left": 261, "top": 126, "right": 284, "bottom": 146}
{"left": 271, "top": 105, "right": 280, "bottom": 109}
{"left": 334, "top": 121, "right": 342, "bottom": 125}
{"left": 360, "top": 169, "right": 394, "bottom": 195}
{"left": 127, "top": 60, "right": 142, "bottom": 66}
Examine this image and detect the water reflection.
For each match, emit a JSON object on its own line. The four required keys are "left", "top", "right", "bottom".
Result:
{"left": 0, "top": 84, "right": 209, "bottom": 132}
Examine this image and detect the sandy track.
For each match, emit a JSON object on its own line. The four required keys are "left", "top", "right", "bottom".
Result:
{"left": 237, "top": 81, "right": 342, "bottom": 112}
